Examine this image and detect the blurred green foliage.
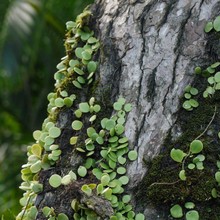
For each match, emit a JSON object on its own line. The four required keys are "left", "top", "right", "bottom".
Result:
{"left": 0, "top": 0, "right": 93, "bottom": 219}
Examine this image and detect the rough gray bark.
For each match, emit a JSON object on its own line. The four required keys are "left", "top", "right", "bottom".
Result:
{"left": 36, "top": 0, "right": 220, "bottom": 219}
{"left": 92, "top": 0, "right": 220, "bottom": 218}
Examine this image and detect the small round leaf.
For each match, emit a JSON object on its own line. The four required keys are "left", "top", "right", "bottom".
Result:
{"left": 49, "top": 174, "right": 62, "bottom": 188}
{"left": 170, "top": 204, "right": 183, "bottom": 218}
{"left": 72, "top": 120, "right": 83, "bottom": 131}
{"left": 190, "top": 140, "right": 203, "bottom": 154}
{"left": 128, "top": 150, "right": 138, "bottom": 161}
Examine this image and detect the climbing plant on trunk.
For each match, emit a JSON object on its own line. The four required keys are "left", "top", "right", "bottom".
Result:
{"left": 17, "top": 0, "right": 220, "bottom": 219}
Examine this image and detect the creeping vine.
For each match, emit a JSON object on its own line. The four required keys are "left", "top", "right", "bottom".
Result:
{"left": 16, "top": 7, "right": 144, "bottom": 220}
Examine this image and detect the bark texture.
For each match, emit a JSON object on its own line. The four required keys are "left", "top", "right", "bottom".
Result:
{"left": 36, "top": 0, "right": 220, "bottom": 219}
{"left": 92, "top": 0, "right": 220, "bottom": 218}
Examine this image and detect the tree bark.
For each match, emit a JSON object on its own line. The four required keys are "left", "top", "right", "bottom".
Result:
{"left": 34, "top": 0, "right": 220, "bottom": 219}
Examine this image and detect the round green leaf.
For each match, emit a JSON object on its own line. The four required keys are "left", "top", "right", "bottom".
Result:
{"left": 77, "top": 166, "right": 87, "bottom": 177}
{"left": 190, "top": 87, "right": 198, "bottom": 95}
{"left": 96, "top": 136, "right": 104, "bottom": 145}
{"left": 204, "top": 21, "right": 213, "bottom": 33}
{"left": 214, "top": 72, "right": 220, "bottom": 83}
{"left": 86, "top": 143, "right": 95, "bottom": 151}
{"left": 70, "top": 136, "right": 78, "bottom": 145}
{"left": 179, "top": 170, "right": 186, "bottom": 181}
{"left": 208, "top": 76, "right": 215, "bottom": 85}
{"left": 211, "top": 62, "right": 220, "bottom": 68}
{"left": 31, "top": 144, "right": 42, "bottom": 157}
{"left": 88, "top": 37, "right": 98, "bottom": 44}
{"left": 42, "top": 206, "right": 51, "bottom": 217}
{"left": 117, "top": 167, "right": 126, "bottom": 175}
{"left": 49, "top": 144, "right": 59, "bottom": 151}
{"left": 57, "top": 213, "right": 69, "bottom": 220}
{"left": 33, "top": 130, "right": 42, "bottom": 141}
{"left": 128, "top": 150, "right": 138, "bottom": 161}
{"left": 87, "top": 61, "right": 97, "bottom": 73}
{"left": 214, "top": 16, "right": 220, "bottom": 32}
{"left": 79, "top": 102, "right": 90, "bottom": 113}
{"left": 186, "top": 210, "right": 199, "bottom": 220}
{"left": 195, "top": 154, "right": 205, "bottom": 162}
{"left": 96, "top": 183, "right": 104, "bottom": 195}
{"left": 55, "top": 98, "right": 64, "bottom": 108}
{"left": 89, "top": 115, "right": 97, "bottom": 122}
{"left": 72, "top": 120, "right": 83, "bottom": 131}
{"left": 122, "top": 195, "right": 131, "bottom": 203}
{"left": 92, "top": 168, "right": 102, "bottom": 180}
{"left": 117, "top": 117, "right": 125, "bottom": 125}
{"left": 109, "top": 160, "right": 117, "bottom": 170}
{"left": 87, "top": 127, "right": 96, "bottom": 137}
{"left": 119, "top": 175, "right": 129, "bottom": 185}
{"left": 119, "top": 137, "right": 128, "bottom": 144}
{"left": 64, "top": 97, "right": 73, "bottom": 107}
{"left": 93, "top": 104, "right": 101, "bottom": 113}
{"left": 74, "top": 66, "right": 86, "bottom": 75}
{"left": 30, "top": 161, "right": 42, "bottom": 173}
{"left": 82, "top": 51, "right": 92, "bottom": 60}
{"left": 101, "top": 118, "right": 108, "bottom": 129}
{"left": 80, "top": 31, "right": 90, "bottom": 41}
{"left": 108, "top": 136, "right": 118, "bottom": 143}
{"left": 77, "top": 76, "right": 85, "bottom": 84}
{"left": 188, "top": 163, "right": 195, "bottom": 170}
{"left": 32, "top": 183, "right": 43, "bottom": 193}
{"left": 72, "top": 80, "right": 82, "bottom": 89}
{"left": 170, "top": 204, "right": 183, "bottom": 218}
{"left": 185, "top": 85, "right": 191, "bottom": 93}
{"left": 101, "top": 174, "right": 110, "bottom": 186}
{"left": 124, "top": 103, "right": 132, "bottom": 112}
{"left": 45, "top": 136, "right": 54, "bottom": 145}
{"left": 184, "top": 93, "right": 191, "bottom": 99}
{"left": 49, "top": 127, "right": 61, "bottom": 138}
{"left": 135, "top": 213, "right": 145, "bottom": 220}
{"left": 215, "top": 171, "right": 220, "bottom": 183}
{"left": 81, "top": 184, "right": 92, "bottom": 196}
{"left": 49, "top": 174, "right": 62, "bottom": 188}
{"left": 105, "top": 119, "right": 116, "bottom": 130}
{"left": 190, "top": 140, "right": 203, "bottom": 154}
{"left": 194, "top": 66, "right": 202, "bottom": 74}
{"left": 69, "top": 59, "right": 79, "bottom": 68}
{"left": 128, "top": 211, "right": 135, "bottom": 219}
{"left": 207, "top": 66, "right": 215, "bottom": 73}
{"left": 189, "top": 99, "right": 199, "bottom": 108}
{"left": 215, "top": 82, "right": 220, "bottom": 90}
{"left": 115, "top": 124, "right": 125, "bottom": 135}
{"left": 75, "top": 47, "right": 84, "bottom": 59}
{"left": 170, "top": 148, "right": 186, "bottom": 163}
{"left": 118, "top": 156, "right": 126, "bottom": 165}
{"left": 211, "top": 188, "right": 217, "bottom": 198}
{"left": 74, "top": 109, "right": 82, "bottom": 118}
{"left": 113, "top": 102, "right": 122, "bottom": 111}
{"left": 68, "top": 171, "right": 77, "bottom": 181}
{"left": 185, "top": 202, "right": 195, "bottom": 209}
{"left": 61, "top": 175, "right": 72, "bottom": 185}
{"left": 182, "top": 100, "right": 192, "bottom": 110}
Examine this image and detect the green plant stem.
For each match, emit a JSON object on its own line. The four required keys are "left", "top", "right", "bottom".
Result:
{"left": 149, "top": 179, "right": 181, "bottom": 188}
{"left": 195, "top": 105, "right": 217, "bottom": 140}
{"left": 181, "top": 105, "right": 217, "bottom": 172}
{"left": 20, "top": 194, "right": 33, "bottom": 220}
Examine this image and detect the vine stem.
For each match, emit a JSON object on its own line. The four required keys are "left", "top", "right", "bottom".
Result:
{"left": 149, "top": 180, "right": 181, "bottom": 188}
{"left": 195, "top": 105, "right": 217, "bottom": 140}
{"left": 182, "top": 105, "right": 217, "bottom": 171}
{"left": 20, "top": 193, "right": 33, "bottom": 220}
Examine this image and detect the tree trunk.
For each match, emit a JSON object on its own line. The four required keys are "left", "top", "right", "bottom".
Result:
{"left": 90, "top": 0, "right": 220, "bottom": 218}
{"left": 20, "top": 0, "right": 220, "bottom": 219}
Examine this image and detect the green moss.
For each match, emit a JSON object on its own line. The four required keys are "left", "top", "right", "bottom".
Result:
{"left": 135, "top": 78, "right": 220, "bottom": 218}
